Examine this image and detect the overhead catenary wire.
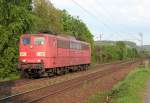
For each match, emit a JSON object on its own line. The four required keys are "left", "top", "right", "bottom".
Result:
{"left": 94, "top": 0, "right": 141, "bottom": 40}
{"left": 94, "top": 0, "right": 114, "bottom": 20}
{"left": 71, "top": 0, "right": 142, "bottom": 42}
{"left": 92, "top": 0, "right": 141, "bottom": 40}
{"left": 71, "top": 0, "right": 121, "bottom": 36}
{"left": 87, "top": 0, "right": 122, "bottom": 40}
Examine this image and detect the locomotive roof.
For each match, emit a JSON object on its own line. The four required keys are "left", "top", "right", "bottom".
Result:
{"left": 21, "top": 34, "right": 90, "bottom": 45}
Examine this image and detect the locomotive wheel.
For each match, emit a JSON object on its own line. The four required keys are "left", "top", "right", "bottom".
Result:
{"left": 20, "top": 71, "right": 30, "bottom": 78}
{"left": 31, "top": 74, "right": 41, "bottom": 79}
{"left": 48, "top": 72, "right": 54, "bottom": 77}
{"left": 55, "top": 68, "right": 63, "bottom": 75}
{"left": 32, "top": 72, "right": 45, "bottom": 78}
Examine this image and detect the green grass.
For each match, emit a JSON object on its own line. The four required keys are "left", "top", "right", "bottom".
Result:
{"left": 0, "top": 74, "right": 20, "bottom": 82}
{"left": 86, "top": 91, "right": 110, "bottom": 103}
{"left": 86, "top": 66, "right": 150, "bottom": 103}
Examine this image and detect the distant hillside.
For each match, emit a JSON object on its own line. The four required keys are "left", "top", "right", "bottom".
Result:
{"left": 95, "top": 40, "right": 138, "bottom": 48}
{"left": 95, "top": 40, "right": 150, "bottom": 51}
{"left": 143, "top": 45, "right": 150, "bottom": 51}
{"left": 95, "top": 40, "right": 115, "bottom": 46}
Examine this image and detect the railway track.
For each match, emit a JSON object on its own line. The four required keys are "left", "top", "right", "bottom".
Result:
{"left": 0, "top": 60, "right": 130, "bottom": 97}
{"left": 0, "top": 79, "right": 31, "bottom": 88}
{"left": 0, "top": 60, "right": 139, "bottom": 103}
{"left": 0, "top": 60, "right": 130, "bottom": 89}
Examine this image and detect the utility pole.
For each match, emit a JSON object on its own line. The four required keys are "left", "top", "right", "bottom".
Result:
{"left": 99, "top": 33, "right": 103, "bottom": 41}
{"left": 139, "top": 32, "right": 144, "bottom": 64}
{"left": 98, "top": 33, "right": 104, "bottom": 63}
{"left": 139, "top": 32, "right": 143, "bottom": 53}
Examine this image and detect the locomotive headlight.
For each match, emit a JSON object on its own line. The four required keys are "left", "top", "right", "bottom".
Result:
{"left": 37, "top": 52, "right": 45, "bottom": 57}
{"left": 37, "top": 59, "right": 41, "bottom": 62}
{"left": 22, "top": 59, "right": 26, "bottom": 62}
{"left": 20, "top": 52, "right": 27, "bottom": 56}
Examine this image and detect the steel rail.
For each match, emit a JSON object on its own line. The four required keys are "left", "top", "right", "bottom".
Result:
{"left": 0, "top": 60, "right": 138, "bottom": 103}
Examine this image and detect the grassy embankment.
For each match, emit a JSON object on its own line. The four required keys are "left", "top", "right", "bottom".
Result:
{"left": 86, "top": 65, "right": 150, "bottom": 103}
{"left": 0, "top": 74, "right": 20, "bottom": 82}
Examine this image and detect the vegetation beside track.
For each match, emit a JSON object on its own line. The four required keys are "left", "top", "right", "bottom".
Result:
{"left": 0, "top": 74, "right": 20, "bottom": 82}
{"left": 86, "top": 65, "right": 150, "bottom": 103}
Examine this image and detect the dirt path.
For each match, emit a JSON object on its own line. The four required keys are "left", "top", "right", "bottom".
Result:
{"left": 36, "top": 62, "right": 139, "bottom": 103}
{"left": 145, "top": 80, "right": 150, "bottom": 103}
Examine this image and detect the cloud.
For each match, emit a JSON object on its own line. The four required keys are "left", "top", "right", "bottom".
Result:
{"left": 50, "top": 0, "right": 150, "bottom": 45}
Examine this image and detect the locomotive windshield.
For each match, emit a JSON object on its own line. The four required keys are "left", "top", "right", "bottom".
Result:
{"left": 22, "top": 37, "right": 30, "bottom": 45}
{"left": 34, "top": 37, "right": 45, "bottom": 45}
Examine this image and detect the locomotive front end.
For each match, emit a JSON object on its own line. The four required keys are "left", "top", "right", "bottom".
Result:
{"left": 18, "top": 34, "right": 47, "bottom": 78}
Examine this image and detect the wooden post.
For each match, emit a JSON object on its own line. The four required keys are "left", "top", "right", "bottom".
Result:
{"left": 145, "top": 60, "right": 149, "bottom": 69}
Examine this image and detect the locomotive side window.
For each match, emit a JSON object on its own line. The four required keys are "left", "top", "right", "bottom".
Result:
{"left": 77, "top": 43, "right": 82, "bottom": 50}
{"left": 57, "top": 39, "right": 69, "bottom": 48}
{"left": 34, "top": 37, "right": 45, "bottom": 45}
{"left": 70, "top": 42, "right": 82, "bottom": 50}
{"left": 81, "top": 44, "right": 89, "bottom": 50}
{"left": 70, "top": 42, "right": 75, "bottom": 49}
{"left": 22, "top": 37, "right": 30, "bottom": 45}
{"left": 57, "top": 39, "right": 89, "bottom": 50}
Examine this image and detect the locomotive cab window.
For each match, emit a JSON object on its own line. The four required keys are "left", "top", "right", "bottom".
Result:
{"left": 34, "top": 37, "right": 45, "bottom": 45}
{"left": 22, "top": 37, "right": 30, "bottom": 45}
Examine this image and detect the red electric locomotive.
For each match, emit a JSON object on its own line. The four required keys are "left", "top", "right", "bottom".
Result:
{"left": 18, "top": 34, "right": 91, "bottom": 78}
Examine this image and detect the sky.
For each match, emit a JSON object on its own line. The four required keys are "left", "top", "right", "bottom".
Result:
{"left": 50, "top": 0, "right": 150, "bottom": 45}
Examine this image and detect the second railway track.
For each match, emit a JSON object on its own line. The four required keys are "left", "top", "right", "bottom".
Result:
{"left": 0, "top": 60, "right": 140, "bottom": 103}
{"left": 0, "top": 60, "right": 129, "bottom": 95}
{"left": 0, "top": 60, "right": 131, "bottom": 89}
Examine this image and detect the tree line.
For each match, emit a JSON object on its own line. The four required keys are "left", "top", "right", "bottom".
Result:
{"left": 93, "top": 41, "right": 139, "bottom": 63}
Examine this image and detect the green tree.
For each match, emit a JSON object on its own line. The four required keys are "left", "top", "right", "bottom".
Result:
{"left": 116, "top": 41, "right": 126, "bottom": 60}
{"left": 0, "top": 0, "right": 34, "bottom": 78}
{"left": 33, "top": 0, "right": 64, "bottom": 34}
{"left": 61, "top": 10, "right": 93, "bottom": 45}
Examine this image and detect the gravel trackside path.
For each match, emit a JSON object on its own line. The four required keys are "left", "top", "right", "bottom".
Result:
{"left": 36, "top": 61, "right": 140, "bottom": 103}
{"left": 0, "top": 60, "right": 140, "bottom": 103}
